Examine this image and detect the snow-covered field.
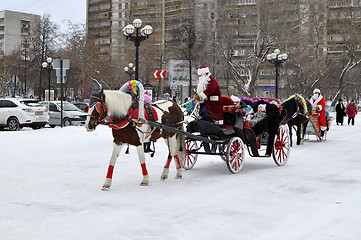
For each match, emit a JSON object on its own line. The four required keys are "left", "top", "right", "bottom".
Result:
{"left": 1, "top": 114, "right": 361, "bottom": 240}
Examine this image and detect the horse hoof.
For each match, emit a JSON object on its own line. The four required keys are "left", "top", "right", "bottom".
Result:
{"left": 175, "top": 174, "right": 182, "bottom": 179}
{"left": 161, "top": 175, "right": 168, "bottom": 180}
{"left": 140, "top": 181, "right": 149, "bottom": 186}
{"left": 102, "top": 186, "right": 110, "bottom": 191}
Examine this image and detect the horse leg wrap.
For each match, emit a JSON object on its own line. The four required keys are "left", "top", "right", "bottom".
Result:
{"left": 164, "top": 155, "right": 172, "bottom": 169}
{"left": 174, "top": 155, "right": 182, "bottom": 179}
{"left": 106, "top": 165, "right": 114, "bottom": 179}
{"left": 174, "top": 155, "right": 181, "bottom": 169}
{"left": 141, "top": 163, "right": 148, "bottom": 176}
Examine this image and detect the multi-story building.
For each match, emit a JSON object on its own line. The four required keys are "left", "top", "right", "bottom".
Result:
{"left": 327, "top": 0, "right": 361, "bottom": 55}
{"left": 0, "top": 10, "right": 40, "bottom": 57}
{"left": 86, "top": 0, "right": 361, "bottom": 98}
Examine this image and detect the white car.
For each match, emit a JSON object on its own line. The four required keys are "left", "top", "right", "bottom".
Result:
{"left": 41, "top": 101, "right": 88, "bottom": 127}
{"left": 0, "top": 98, "right": 49, "bottom": 131}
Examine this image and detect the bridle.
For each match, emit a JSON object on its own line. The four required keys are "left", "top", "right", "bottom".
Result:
{"left": 88, "top": 96, "right": 108, "bottom": 125}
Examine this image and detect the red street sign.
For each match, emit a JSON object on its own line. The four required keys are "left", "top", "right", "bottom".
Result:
{"left": 153, "top": 70, "right": 167, "bottom": 78}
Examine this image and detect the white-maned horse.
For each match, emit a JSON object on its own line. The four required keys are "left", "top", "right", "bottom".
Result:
{"left": 85, "top": 89, "right": 185, "bottom": 190}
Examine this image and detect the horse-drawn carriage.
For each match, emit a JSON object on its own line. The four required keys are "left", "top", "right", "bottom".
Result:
{"left": 181, "top": 96, "right": 290, "bottom": 173}
{"left": 282, "top": 93, "right": 333, "bottom": 143}
{"left": 85, "top": 81, "right": 290, "bottom": 189}
{"left": 304, "top": 112, "right": 333, "bottom": 141}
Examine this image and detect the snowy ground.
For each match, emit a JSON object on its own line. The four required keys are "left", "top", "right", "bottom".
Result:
{"left": 1, "top": 113, "right": 361, "bottom": 240}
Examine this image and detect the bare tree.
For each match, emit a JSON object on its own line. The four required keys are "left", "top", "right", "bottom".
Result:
{"left": 329, "top": 19, "right": 361, "bottom": 105}
{"left": 169, "top": 10, "right": 199, "bottom": 97}
{"left": 30, "top": 14, "right": 59, "bottom": 100}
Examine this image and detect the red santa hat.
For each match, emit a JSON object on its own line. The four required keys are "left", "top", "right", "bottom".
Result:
{"left": 198, "top": 66, "right": 211, "bottom": 76}
{"left": 313, "top": 88, "right": 321, "bottom": 94}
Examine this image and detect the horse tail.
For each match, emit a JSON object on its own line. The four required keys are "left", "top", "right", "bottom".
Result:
{"left": 177, "top": 124, "right": 186, "bottom": 162}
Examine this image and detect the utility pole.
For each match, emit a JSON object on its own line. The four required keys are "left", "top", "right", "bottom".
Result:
{"left": 158, "top": 0, "right": 166, "bottom": 100}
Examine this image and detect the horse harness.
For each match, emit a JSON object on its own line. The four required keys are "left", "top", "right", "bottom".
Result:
{"left": 282, "top": 94, "right": 310, "bottom": 124}
{"left": 89, "top": 93, "right": 178, "bottom": 137}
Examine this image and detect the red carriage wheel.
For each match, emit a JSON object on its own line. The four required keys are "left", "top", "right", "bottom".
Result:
{"left": 272, "top": 124, "right": 290, "bottom": 166}
{"left": 181, "top": 140, "right": 198, "bottom": 170}
{"left": 225, "top": 137, "right": 245, "bottom": 173}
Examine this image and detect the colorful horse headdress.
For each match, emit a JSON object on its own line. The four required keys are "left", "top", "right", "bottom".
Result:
{"left": 89, "top": 89, "right": 103, "bottom": 107}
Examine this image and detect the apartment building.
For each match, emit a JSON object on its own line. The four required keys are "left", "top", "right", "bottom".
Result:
{"left": 87, "top": 0, "right": 198, "bottom": 62}
{"left": 87, "top": 0, "right": 361, "bottom": 97}
{"left": 0, "top": 10, "right": 40, "bottom": 57}
{"left": 327, "top": 0, "right": 361, "bottom": 55}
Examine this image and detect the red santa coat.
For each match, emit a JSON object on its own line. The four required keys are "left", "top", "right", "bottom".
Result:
{"left": 198, "top": 76, "right": 223, "bottom": 121}
{"left": 346, "top": 104, "right": 357, "bottom": 117}
{"left": 311, "top": 94, "right": 327, "bottom": 131}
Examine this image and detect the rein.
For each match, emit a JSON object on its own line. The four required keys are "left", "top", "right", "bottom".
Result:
{"left": 179, "top": 97, "right": 195, "bottom": 107}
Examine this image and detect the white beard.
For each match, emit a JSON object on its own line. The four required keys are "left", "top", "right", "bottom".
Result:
{"left": 197, "top": 75, "right": 210, "bottom": 94}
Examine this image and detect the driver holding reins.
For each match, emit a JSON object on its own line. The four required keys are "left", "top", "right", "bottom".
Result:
{"left": 194, "top": 66, "right": 223, "bottom": 125}
{"left": 310, "top": 88, "right": 327, "bottom": 137}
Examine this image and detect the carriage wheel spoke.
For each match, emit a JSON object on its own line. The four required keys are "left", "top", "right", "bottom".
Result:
{"left": 226, "top": 137, "right": 244, "bottom": 173}
{"left": 273, "top": 125, "right": 290, "bottom": 166}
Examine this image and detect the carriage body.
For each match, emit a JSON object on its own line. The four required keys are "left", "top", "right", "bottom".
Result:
{"left": 182, "top": 97, "right": 291, "bottom": 173}
{"left": 304, "top": 112, "right": 334, "bottom": 141}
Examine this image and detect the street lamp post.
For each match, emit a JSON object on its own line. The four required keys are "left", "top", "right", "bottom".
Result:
{"left": 124, "top": 63, "right": 136, "bottom": 81}
{"left": 42, "top": 57, "right": 53, "bottom": 101}
{"left": 122, "top": 19, "right": 153, "bottom": 81}
{"left": 266, "top": 49, "right": 288, "bottom": 99}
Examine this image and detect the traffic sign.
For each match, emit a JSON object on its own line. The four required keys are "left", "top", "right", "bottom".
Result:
{"left": 153, "top": 70, "right": 166, "bottom": 78}
{"left": 56, "top": 69, "right": 67, "bottom": 77}
{"left": 171, "top": 77, "right": 178, "bottom": 84}
{"left": 53, "top": 59, "right": 70, "bottom": 70}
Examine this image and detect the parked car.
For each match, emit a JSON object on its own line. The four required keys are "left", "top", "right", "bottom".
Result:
{"left": 40, "top": 101, "right": 87, "bottom": 127}
{"left": 0, "top": 98, "right": 49, "bottom": 131}
{"left": 73, "top": 102, "right": 89, "bottom": 113}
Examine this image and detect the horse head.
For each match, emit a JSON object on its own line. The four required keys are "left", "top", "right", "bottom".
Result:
{"left": 85, "top": 89, "right": 108, "bottom": 131}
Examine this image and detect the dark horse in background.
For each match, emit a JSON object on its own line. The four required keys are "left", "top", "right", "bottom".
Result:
{"left": 281, "top": 94, "right": 312, "bottom": 146}
{"left": 240, "top": 99, "right": 281, "bottom": 156}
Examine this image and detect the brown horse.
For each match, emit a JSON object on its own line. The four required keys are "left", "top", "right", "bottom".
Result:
{"left": 85, "top": 89, "right": 185, "bottom": 190}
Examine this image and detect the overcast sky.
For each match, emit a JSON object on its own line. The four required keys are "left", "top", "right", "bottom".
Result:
{"left": 0, "top": 0, "right": 87, "bottom": 31}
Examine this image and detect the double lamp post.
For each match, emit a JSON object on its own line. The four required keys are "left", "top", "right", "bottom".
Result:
{"left": 266, "top": 49, "right": 288, "bottom": 99}
{"left": 122, "top": 19, "right": 153, "bottom": 81}
{"left": 42, "top": 57, "right": 53, "bottom": 101}
{"left": 124, "top": 63, "right": 136, "bottom": 81}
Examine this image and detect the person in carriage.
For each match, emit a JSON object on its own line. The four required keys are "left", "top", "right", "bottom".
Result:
{"left": 310, "top": 88, "right": 327, "bottom": 137}
{"left": 194, "top": 66, "right": 224, "bottom": 125}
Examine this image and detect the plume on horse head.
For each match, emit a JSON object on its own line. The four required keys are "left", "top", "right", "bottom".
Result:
{"left": 89, "top": 89, "right": 104, "bottom": 107}
{"left": 89, "top": 78, "right": 104, "bottom": 107}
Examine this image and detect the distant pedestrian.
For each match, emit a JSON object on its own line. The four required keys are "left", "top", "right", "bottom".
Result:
{"left": 346, "top": 100, "right": 358, "bottom": 125}
{"left": 335, "top": 99, "right": 346, "bottom": 125}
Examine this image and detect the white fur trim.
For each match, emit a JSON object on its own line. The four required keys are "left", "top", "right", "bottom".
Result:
{"left": 313, "top": 88, "right": 320, "bottom": 94}
{"left": 210, "top": 95, "right": 219, "bottom": 101}
{"left": 215, "top": 120, "right": 223, "bottom": 125}
{"left": 199, "top": 92, "right": 207, "bottom": 100}
{"left": 310, "top": 94, "right": 323, "bottom": 107}
{"left": 317, "top": 105, "right": 322, "bottom": 111}
{"left": 198, "top": 67, "right": 210, "bottom": 76}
